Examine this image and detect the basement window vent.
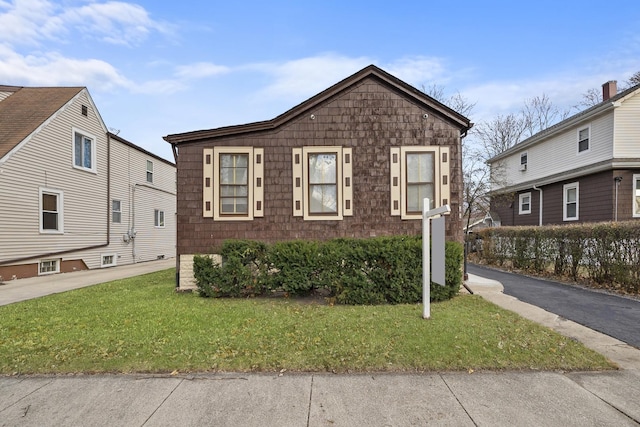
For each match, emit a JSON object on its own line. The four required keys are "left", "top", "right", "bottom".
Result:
{"left": 81, "top": 105, "right": 88, "bottom": 116}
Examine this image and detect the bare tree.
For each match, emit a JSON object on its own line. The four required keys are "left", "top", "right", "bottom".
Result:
{"left": 576, "top": 87, "right": 602, "bottom": 108}
{"left": 473, "top": 113, "right": 527, "bottom": 160}
{"left": 521, "top": 94, "right": 571, "bottom": 138}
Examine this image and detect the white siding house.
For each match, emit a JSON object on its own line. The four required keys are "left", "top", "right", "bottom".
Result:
{"left": 0, "top": 85, "right": 175, "bottom": 280}
{"left": 488, "top": 81, "right": 640, "bottom": 226}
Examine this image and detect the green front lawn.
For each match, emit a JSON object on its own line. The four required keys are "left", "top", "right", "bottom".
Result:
{"left": 0, "top": 269, "right": 614, "bottom": 374}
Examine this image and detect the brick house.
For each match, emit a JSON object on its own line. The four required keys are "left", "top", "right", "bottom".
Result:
{"left": 164, "top": 65, "right": 471, "bottom": 289}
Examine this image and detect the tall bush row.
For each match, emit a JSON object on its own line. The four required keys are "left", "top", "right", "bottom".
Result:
{"left": 193, "top": 236, "right": 463, "bottom": 305}
{"left": 474, "top": 221, "right": 640, "bottom": 294}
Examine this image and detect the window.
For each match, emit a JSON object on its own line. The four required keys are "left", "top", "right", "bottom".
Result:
{"left": 519, "top": 192, "right": 532, "bottom": 215}
{"left": 72, "top": 128, "right": 96, "bottom": 172}
{"left": 520, "top": 152, "right": 528, "bottom": 171}
{"left": 578, "top": 126, "right": 590, "bottom": 153}
{"left": 154, "top": 209, "right": 165, "bottom": 227}
{"left": 203, "top": 147, "right": 264, "bottom": 221}
{"left": 563, "top": 182, "right": 579, "bottom": 221}
{"left": 39, "top": 188, "right": 63, "bottom": 233}
{"left": 146, "top": 160, "right": 154, "bottom": 183}
{"left": 112, "top": 200, "right": 121, "bottom": 223}
{"left": 292, "top": 146, "right": 353, "bottom": 220}
{"left": 633, "top": 174, "right": 640, "bottom": 218}
{"left": 390, "top": 146, "right": 450, "bottom": 219}
{"left": 101, "top": 254, "right": 117, "bottom": 267}
{"left": 39, "top": 259, "right": 60, "bottom": 275}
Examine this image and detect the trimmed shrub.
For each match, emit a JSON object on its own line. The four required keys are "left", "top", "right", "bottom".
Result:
{"left": 193, "top": 235, "right": 464, "bottom": 304}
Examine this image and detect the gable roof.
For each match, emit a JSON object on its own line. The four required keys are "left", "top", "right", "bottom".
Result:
{"left": 163, "top": 64, "right": 472, "bottom": 145}
{"left": 0, "top": 86, "right": 84, "bottom": 160}
{"left": 488, "top": 82, "right": 640, "bottom": 163}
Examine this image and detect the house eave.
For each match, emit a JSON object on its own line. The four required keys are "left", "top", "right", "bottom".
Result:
{"left": 490, "top": 158, "right": 640, "bottom": 194}
{"left": 163, "top": 65, "right": 472, "bottom": 146}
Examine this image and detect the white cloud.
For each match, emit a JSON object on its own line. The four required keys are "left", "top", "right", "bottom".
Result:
{"left": 384, "top": 56, "right": 449, "bottom": 86}
{"left": 0, "top": 0, "right": 171, "bottom": 47}
{"left": 175, "top": 62, "right": 230, "bottom": 79}
{"left": 0, "top": 44, "right": 130, "bottom": 87}
{"left": 250, "top": 53, "right": 373, "bottom": 101}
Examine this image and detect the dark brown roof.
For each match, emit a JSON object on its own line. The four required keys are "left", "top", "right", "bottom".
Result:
{"left": 163, "top": 64, "right": 472, "bottom": 145}
{"left": 0, "top": 86, "right": 84, "bottom": 159}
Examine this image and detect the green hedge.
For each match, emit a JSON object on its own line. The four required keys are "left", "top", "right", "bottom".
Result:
{"left": 193, "top": 236, "right": 464, "bottom": 305}
{"left": 474, "top": 221, "right": 640, "bottom": 295}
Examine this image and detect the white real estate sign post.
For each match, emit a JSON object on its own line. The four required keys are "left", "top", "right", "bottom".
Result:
{"left": 422, "top": 198, "right": 450, "bottom": 319}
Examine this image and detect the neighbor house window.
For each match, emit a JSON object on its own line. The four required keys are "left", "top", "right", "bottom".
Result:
{"left": 112, "top": 200, "right": 121, "bottom": 223}
{"left": 39, "top": 259, "right": 60, "bottom": 275}
{"left": 101, "top": 254, "right": 117, "bottom": 267}
{"left": 146, "top": 160, "right": 154, "bottom": 183}
{"left": 291, "top": 146, "right": 353, "bottom": 220}
{"left": 154, "top": 209, "right": 165, "bottom": 227}
{"left": 72, "top": 128, "right": 96, "bottom": 172}
{"left": 390, "top": 146, "right": 450, "bottom": 220}
{"left": 519, "top": 192, "right": 532, "bottom": 215}
{"left": 40, "top": 188, "right": 63, "bottom": 233}
{"left": 202, "top": 147, "right": 264, "bottom": 221}
{"left": 563, "top": 182, "right": 579, "bottom": 221}
{"left": 633, "top": 174, "right": 640, "bottom": 218}
{"left": 520, "top": 152, "right": 528, "bottom": 171}
{"left": 578, "top": 126, "right": 590, "bottom": 153}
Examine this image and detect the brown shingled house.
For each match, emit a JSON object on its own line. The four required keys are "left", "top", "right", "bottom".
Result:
{"left": 164, "top": 65, "right": 472, "bottom": 289}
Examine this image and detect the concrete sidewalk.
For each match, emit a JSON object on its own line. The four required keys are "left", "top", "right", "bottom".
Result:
{"left": 0, "top": 258, "right": 175, "bottom": 306}
{"left": 1, "top": 265, "right": 640, "bottom": 426}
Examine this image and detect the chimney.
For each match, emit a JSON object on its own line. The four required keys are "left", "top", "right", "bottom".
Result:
{"left": 602, "top": 80, "right": 617, "bottom": 101}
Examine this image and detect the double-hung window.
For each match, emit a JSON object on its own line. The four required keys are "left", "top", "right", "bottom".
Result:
{"left": 633, "top": 174, "right": 640, "bottom": 218}
{"left": 154, "top": 209, "right": 165, "bottom": 227}
{"left": 520, "top": 152, "right": 528, "bottom": 171}
{"left": 72, "top": 128, "right": 96, "bottom": 172}
{"left": 519, "top": 192, "right": 532, "bottom": 215}
{"left": 202, "top": 147, "right": 264, "bottom": 221}
{"left": 563, "top": 182, "right": 579, "bottom": 221}
{"left": 292, "top": 146, "right": 353, "bottom": 220}
{"left": 40, "top": 188, "right": 63, "bottom": 233}
{"left": 146, "top": 160, "right": 154, "bottom": 183}
{"left": 578, "top": 126, "right": 590, "bottom": 153}
{"left": 390, "top": 146, "right": 450, "bottom": 219}
{"left": 112, "top": 200, "right": 121, "bottom": 223}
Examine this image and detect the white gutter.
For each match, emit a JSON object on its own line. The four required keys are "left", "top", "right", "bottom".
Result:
{"left": 532, "top": 185, "right": 543, "bottom": 226}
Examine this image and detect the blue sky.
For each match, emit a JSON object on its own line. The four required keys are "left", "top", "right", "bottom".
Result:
{"left": 1, "top": 0, "right": 640, "bottom": 161}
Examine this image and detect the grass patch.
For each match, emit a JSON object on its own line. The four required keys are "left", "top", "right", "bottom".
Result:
{"left": 0, "top": 269, "right": 614, "bottom": 374}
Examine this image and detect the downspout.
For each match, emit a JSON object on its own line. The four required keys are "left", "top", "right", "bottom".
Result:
{"left": 171, "top": 142, "right": 180, "bottom": 289}
{"left": 533, "top": 185, "right": 543, "bottom": 226}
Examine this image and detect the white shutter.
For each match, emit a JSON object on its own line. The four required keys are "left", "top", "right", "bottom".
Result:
{"left": 390, "top": 147, "right": 401, "bottom": 216}
{"left": 440, "top": 147, "right": 450, "bottom": 208}
{"left": 253, "top": 148, "right": 264, "bottom": 217}
{"left": 202, "top": 148, "right": 214, "bottom": 218}
{"left": 342, "top": 147, "right": 353, "bottom": 216}
{"left": 292, "top": 148, "right": 303, "bottom": 217}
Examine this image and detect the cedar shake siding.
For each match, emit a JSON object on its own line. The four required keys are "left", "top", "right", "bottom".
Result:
{"left": 166, "top": 66, "right": 471, "bottom": 286}
{"left": 491, "top": 169, "right": 639, "bottom": 226}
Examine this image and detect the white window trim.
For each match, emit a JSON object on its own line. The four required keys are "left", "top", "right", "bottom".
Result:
{"left": 146, "top": 160, "right": 154, "bottom": 183}
{"left": 205, "top": 147, "right": 264, "bottom": 221}
{"left": 563, "top": 182, "right": 579, "bottom": 221}
{"left": 72, "top": 127, "right": 97, "bottom": 173}
{"left": 519, "top": 192, "right": 532, "bottom": 215}
{"left": 520, "top": 152, "right": 528, "bottom": 171}
{"left": 112, "top": 199, "right": 122, "bottom": 224}
{"left": 577, "top": 125, "right": 591, "bottom": 154}
{"left": 292, "top": 146, "right": 353, "bottom": 221}
{"left": 39, "top": 187, "right": 64, "bottom": 234}
{"left": 101, "top": 253, "right": 117, "bottom": 268}
{"left": 390, "top": 146, "right": 450, "bottom": 220}
{"left": 633, "top": 174, "right": 640, "bottom": 218}
{"left": 154, "top": 209, "right": 165, "bottom": 228}
{"left": 39, "top": 259, "right": 60, "bottom": 275}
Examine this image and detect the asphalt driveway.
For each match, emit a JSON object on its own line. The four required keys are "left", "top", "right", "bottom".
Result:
{"left": 468, "top": 263, "right": 640, "bottom": 349}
